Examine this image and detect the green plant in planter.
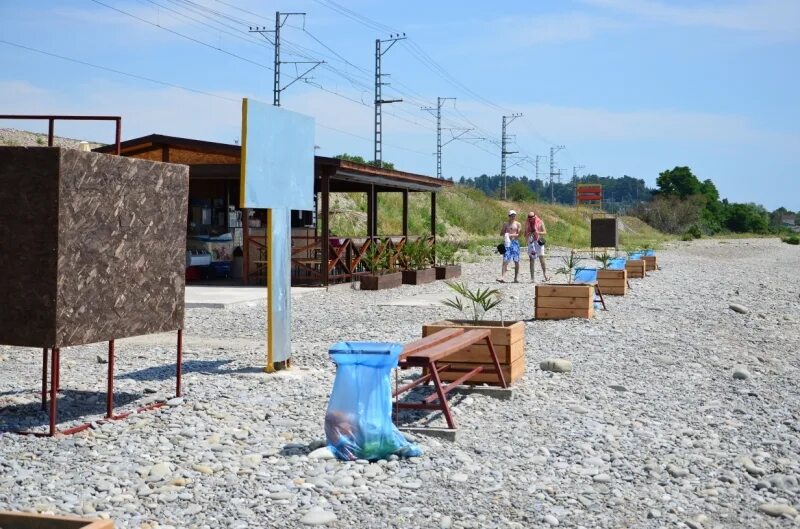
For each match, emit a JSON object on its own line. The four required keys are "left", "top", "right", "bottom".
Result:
{"left": 362, "top": 243, "right": 385, "bottom": 275}
{"left": 555, "top": 251, "right": 581, "bottom": 284}
{"left": 435, "top": 242, "right": 457, "bottom": 267}
{"left": 400, "top": 239, "right": 432, "bottom": 270}
{"left": 441, "top": 281, "right": 503, "bottom": 322}
{"left": 363, "top": 240, "right": 400, "bottom": 275}
{"left": 594, "top": 251, "right": 612, "bottom": 269}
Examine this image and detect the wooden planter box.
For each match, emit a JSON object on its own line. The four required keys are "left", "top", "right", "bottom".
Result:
{"left": 402, "top": 268, "right": 436, "bottom": 285}
{"left": 421, "top": 320, "right": 525, "bottom": 386}
{"left": 434, "top": 265, "right": 461, "bottom": 280}
{"left": 360, "top": 272, "right": 402, "bottom": 290}
{"left": 626, "top": 259, "right": 646, "bottom": 279}
{"left": 535, "top": 284, "right": 594, "bottom": 320}
{"left": 597, "top": 269, "right": 627, "bottom": 296}
{"left": 643, "top": 255, "right": 657, "bottom": 271}
{"left": 0, "top": 511, "right": 113, "bottom": 529}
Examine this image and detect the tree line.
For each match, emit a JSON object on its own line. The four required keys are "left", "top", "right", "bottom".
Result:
{"left": 457, "top": 168, "right": 795, "bottom": 237}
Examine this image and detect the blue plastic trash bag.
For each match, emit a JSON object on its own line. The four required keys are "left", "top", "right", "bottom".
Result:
{"left": 325, "top": 342, "right": 422, "bottom": 461}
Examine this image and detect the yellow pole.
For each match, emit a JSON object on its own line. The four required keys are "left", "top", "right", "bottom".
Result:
{"left": 265, "top": 208, "right": 275, "bottom": 373}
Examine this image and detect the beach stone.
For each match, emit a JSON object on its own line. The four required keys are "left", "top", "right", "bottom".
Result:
{"left": 544, "top": 514, "right": 559, "bottom": 525}
{"left": 593, "top": 473, "right": 611, "bottom": 483}
{"left": 308, "top": 447, "right": 335, "bottom": 460}
{"left": 729, "top": 304, "right": 749, "bottom": 314}
{"left": 166, "top": 397, "right": 184, "bottom": 407}
{"left": 146, "top": 463, "right": 171, "bottom": 482}
{"left": 733, "top": 366, "right": 751, "bottom": 380}
{"left": 192, "top": 464, "right": 213, "bottom": 475}
{"left": 440, "top": 515, "right": 453, "bottom": 529}
{"left": 300, "top": 508, "right": 337, "bottom": 525}
{"left": 758, "top": 503, "right": 798, "bottom": 517}
{"left": 667, "top": 464, "right": 689, "bottom": 478}
{"left": 540, "top": 359, "right": 572, "bottom": 373}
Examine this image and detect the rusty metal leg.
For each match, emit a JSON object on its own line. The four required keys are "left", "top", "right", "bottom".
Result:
{"left": 176, "top": 329, "right": 183, "bottom": 397}
{"left": 41, "top": 348, "right": 48, "bottom": 410}
{"left": 428, "top": 361, "right": 456, "bottom": 429}
{"left": 106, "top": 340, "right": 115, "bottom": 419}
{"left": 49, "top": 347, "right": 60, "bottom": 436}
{"left": 486, "top": 336, "right": 508, "bottom": 388}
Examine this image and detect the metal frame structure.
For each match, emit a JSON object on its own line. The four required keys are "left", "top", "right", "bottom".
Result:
{"left": 25, "top": 332, "right": 183, "bottom": 437}
{"left": 0, "top": 114, "right": 121, "bottom": 155}
{"left": 0, "top": 115, "right": 186, "bottom": 437}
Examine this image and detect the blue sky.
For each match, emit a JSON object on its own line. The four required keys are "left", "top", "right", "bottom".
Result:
{"left": 1, "top": 0, "right": 798, "bottom": 210}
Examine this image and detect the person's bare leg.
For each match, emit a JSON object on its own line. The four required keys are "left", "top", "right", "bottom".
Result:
{"left": 513, "top": 261, "right": 520, "bottom": 282}
{"left": 540, "top": 255, "right": 549, "bottom": 281}
{"left": 529, "top": 257, "right": 536, "bottom": 282}
{"left": 499, "top": 260, "right": 508, "bottom": 281}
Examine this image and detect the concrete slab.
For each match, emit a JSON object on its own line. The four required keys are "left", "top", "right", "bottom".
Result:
{"left": 185, "top": 285, "right": 323, "bottom": 309}
{"left": 399, "top": 427, "right": 457, "bottom": 442}
{"left": 378, "top": 291, "right": 452, "bottom": 307}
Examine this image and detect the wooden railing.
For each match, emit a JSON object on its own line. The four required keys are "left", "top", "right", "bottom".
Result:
{"left": 290, "top": 235, "right": 434, "bottom": 285}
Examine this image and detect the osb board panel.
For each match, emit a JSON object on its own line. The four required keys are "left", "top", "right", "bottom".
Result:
{"left": 423, "top": 320, "right": 524, "bottom": 347}
{"left": 535, "top": 296, "right": 592, "bottom": 309}
{"left": 0, "top": 147, "right": 188, "bottom": 348}
{"left": 439, "top": 357, "right": 525, "bottom": 386}
{"left": 0, "top": 511, "right": 114, "bottom": 529}
{"left": 535, "top": 306, "right": 594, "bottom": 320}
{"left": 131, "top": 148, "right": 239, "bottom": 165}
{"left": 56, "top": 149, "right": 189, "bottom": 346}
{"left": 535, "top": 285, "right": 594, "bottom": 298}
{"left": 0, "top": 148, "right": 60, "bottom": 347}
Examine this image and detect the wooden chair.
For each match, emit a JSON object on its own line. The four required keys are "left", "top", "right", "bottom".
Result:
{"left": 393, "top": 328, "right": 507, "bottom": 430}
{"left": 573, "top": 267, "right": 607, "bottom": 311}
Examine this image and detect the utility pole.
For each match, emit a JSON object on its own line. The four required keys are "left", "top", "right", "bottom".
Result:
{"left": 549, "top": 145, "right": 565, "bottom": 204}
{"left": 250, "top": 12, "right": 323, "bottom": 107}
{"left": 422, "top": 97, "right": 471, "bottom": 179}
{"left": 500, "top": 113, "right": 522, "bottom": 200}
{"left": 535, "top": 155, "right": 546, "bottom": 182}
{"left": 572, "top": 165, "right": 585, "bottom": 205}
{"left": 374, "top": 34, "right": 406, "bottom": 167}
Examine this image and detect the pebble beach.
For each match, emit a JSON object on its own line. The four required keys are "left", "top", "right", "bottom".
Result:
{"left": 1, "top": 237, "right": 799, "bottom": 528}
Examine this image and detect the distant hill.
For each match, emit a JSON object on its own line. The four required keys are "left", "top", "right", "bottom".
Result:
{"left": 330, "top": 186, "right": 669, "bottom": 249}
{"left": 0, "top": 128, "right": 103, "bottom": 150}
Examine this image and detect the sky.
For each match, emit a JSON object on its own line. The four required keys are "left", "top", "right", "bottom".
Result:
{"left": 1, "top": 0, "right": 798, "bottom": 210}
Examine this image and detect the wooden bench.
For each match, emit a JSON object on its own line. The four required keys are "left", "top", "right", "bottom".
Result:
{"left": 393, "top": 327, "right": 508, "bottom": 430}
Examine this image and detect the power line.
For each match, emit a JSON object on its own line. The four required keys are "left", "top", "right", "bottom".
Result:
{"left": 88, "top": 0, "right": 275, "bottom": 71}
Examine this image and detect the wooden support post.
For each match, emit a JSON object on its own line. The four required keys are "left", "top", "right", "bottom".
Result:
{"left": 431, "top": 192, "right": 437, "bottom": 264}
{"left": 242, "top": 208, "right": 250, "bottom": 285}
{"left": 402, "top": 189, "right": 409, "bottom": 238}
{"left": 321, "top": 170, "right": 330, "bottom": 287}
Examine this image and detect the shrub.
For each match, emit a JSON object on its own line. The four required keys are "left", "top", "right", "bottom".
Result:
{"left": 782, "top": 235, "right": 800, "bottom": 245}
{"left": 681, "top": 233, "right": 694, "bottom": 241}
{"left": 686, "top": 224, "right": 702, "bottom": 239}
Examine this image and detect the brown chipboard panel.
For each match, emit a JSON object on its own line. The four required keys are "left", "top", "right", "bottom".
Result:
{"left": 0, "top": 147, "right": 189, "bottom": 348}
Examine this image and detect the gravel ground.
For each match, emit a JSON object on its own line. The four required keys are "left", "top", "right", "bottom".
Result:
{"left": 1, "top": 237, "right": 799, "bottom": 529}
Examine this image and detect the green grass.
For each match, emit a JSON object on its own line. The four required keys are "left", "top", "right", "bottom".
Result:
{"left": 327, "top": 186, "right": 672, "bottom": 250}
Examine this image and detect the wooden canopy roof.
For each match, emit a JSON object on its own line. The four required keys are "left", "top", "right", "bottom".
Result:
{"left": 94, "top": 134, "right": 451, "bottom": 193}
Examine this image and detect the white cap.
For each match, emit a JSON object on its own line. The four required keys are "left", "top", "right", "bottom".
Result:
{"left": 508, "top": 209, "right": 517, "bottom": 216}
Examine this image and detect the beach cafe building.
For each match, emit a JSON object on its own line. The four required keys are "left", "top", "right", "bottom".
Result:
{"left": 94, "top": 135, "right": 453, "bottom": 287}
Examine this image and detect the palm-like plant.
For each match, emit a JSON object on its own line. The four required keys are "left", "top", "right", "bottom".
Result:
{"left": 362, "top": 243, "right": 384, "bottom": 275}
{"left": 594, "top": 251, "right": 612, "bottom": 269}
{"left": 441, "top": 281, "right": 503, "bottom": 322}
{"left": 555, "top": 251, "right": 581, "bottom": 284}
{"left": 435, "top": 242, "right": 457, "bottom": 267}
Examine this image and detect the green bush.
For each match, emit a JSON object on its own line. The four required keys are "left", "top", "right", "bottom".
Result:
{"left": 681, "top": 233, "right": 694, "bottom": 241}
{"left": 686, "top": 224, "right": 702, "bottom": 239}
{"left": 782, "top": 235, "right": 800, "bottom": 245}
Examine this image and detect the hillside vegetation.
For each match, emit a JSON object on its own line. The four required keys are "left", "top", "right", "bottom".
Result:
{"left": 329, "top": 186, "right": 670, "bottom": 250}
